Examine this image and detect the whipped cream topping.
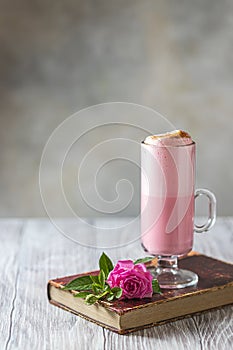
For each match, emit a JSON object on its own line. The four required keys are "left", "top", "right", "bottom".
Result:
{"left": 143, "top": 130, "right": 193, "bottom": 146}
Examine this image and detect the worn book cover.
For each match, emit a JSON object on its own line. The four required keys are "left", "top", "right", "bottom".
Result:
{"left": 48, "top": 253, "right": 233, "bottom": 334}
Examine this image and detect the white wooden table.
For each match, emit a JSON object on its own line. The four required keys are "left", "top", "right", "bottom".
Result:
{"left": 1, "top": 218, "right": 233, "bottom": 350}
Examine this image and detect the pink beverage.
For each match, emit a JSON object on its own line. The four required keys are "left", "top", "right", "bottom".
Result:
{"left": 141, "top": 130, "right": 195, "bottom": 256}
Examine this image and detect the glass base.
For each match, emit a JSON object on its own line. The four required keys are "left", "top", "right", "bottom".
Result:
{"left": 147, "top": 255, "right": 198, "bottom": 289}
{"left": 150, "top": 266, "right": 198, "bottom": 289}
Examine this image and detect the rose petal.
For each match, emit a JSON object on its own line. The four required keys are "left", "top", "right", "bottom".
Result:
{"left": 107, "top": 259, "right": 154, "bottom": 300}
{"left": 115, "top": 260, "right": 134, "bottom": 270}
{"left": 134, "top": 263, "right": 148, "bottom": 273}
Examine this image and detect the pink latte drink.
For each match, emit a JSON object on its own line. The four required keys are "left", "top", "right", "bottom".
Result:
{"left": 141, "top": 130, "right": 195, "bottom": 256}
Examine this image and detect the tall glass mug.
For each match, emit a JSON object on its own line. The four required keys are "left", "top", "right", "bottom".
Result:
{"left": 141, "top": 132, "right": 216, "bottom": 289}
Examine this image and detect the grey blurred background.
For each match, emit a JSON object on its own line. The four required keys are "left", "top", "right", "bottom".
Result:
{"left": 0, "top": 0, "right": 232, "bottom": 217}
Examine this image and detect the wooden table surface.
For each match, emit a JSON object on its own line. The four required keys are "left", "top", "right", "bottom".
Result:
{"left": 1, "top": 217, "right": 233, "bottom": 350}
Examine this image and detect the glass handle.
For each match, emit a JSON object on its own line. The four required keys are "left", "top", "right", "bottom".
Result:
{"left": 194, "top": 189, "right": 217, "bottom": 233}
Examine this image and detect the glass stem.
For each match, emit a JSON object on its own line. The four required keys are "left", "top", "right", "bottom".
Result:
{"left": 157, "top": 256, "right": 178, "bottom": 270}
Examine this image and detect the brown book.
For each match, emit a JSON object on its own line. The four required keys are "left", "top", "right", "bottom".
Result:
{"left": 47, "top": 253, "right": 233, "bottom": 334}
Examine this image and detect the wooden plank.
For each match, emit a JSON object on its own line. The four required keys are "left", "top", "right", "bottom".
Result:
{"left": 0, "top": 219, "right": 24, "bottom": 350}
{"left": 192, "top": 305, "right": 233, "bottom": 350}
{"left": 5, "top": 219, "right": 105, "bottom": 350}
{"left": 193, "top": 217, "right": 233, "bottom": 262}
{"left": 103, "top": 319, "right": 202, "bottom": 350}
{"left": 93, "top": 217, "right": 147, "bottom": 265}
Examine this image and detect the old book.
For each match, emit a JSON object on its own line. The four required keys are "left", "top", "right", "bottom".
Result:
{"left": 47, "top": 253, "right": 233, "bottom": 334}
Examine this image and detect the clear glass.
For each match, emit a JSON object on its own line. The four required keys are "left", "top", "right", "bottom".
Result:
{"left": 141, "top": 141, "right": 216, "bottom": 289}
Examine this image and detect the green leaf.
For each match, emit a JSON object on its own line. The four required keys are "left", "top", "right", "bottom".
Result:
{"left": 85, "top": 294, "right": 98, "bottom": 305}
{"left": 152, "top": 279, "right": 162, "bottom": 294}
{"left": 74, "top": 291, "right": 91, "bottom": 298}
{"left": 97, "top": 290, "right": 109, "bottom": 299}
{"left": 106, "top": 294, "right": 115, "bottom": 301}
{"left": 134, "top": 257, "right": 154, "bottom": 265}
{"left": 63, "top": 275, "right": 93, "bottom": 291}
{"left": 111, "top": 287, "right": 123, "bottom": 299}
{"left": 90, "top": 275, "right": 99, "bottom": 284}
{"left": 92, "top": 282, "right": 102, "bottom": 288}
{"left": 99, "top": 252, "right": 114, "bottom": 278}
{"left": 104, "top": 283, "right": 111, "bottom": 292}
{"left": 92, "top": 284, "right": 100, "bottom": 294}
{"left": 98, "top": 270, "right": 105, "bottom": 288}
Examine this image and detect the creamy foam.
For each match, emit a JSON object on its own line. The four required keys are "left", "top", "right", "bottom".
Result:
{"left": 144, "top": 130, "right": 193, "bottom": 147}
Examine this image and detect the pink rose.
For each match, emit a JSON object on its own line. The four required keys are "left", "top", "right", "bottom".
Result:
{"left": 107, "top": 260, "right": 153, "bottom": 299}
